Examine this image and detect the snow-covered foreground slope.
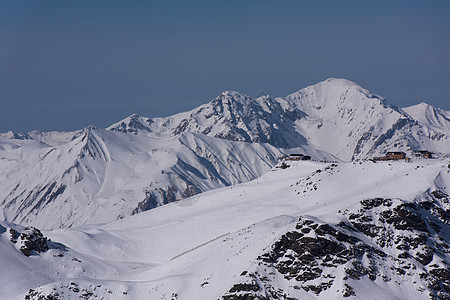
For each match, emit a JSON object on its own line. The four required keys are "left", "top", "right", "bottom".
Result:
{"left": 1, "top": 158, "right": 448, "bottom": 299}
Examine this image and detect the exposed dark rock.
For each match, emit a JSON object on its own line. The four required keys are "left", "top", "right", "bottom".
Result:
{"left": 431, "top": 190, "right": 448, "bottom": 200}
{"left": 225, "top": 195, "right": 449, "bottom": 299}
{"left": 415, "top": 248, "right": 434, "bottom": 265}
{"left": 25, "top": 289, "right": 61, "bottom": 300}
{"left": 9, "top": 226, "right": 49, "bottom": 256}
{"left": 254, "top": 217, "right": 385, "bottom": 295}
{"left": 360, "top": 197, "right": 392, "bottom": 209}
{"left": 388, "top": 204, "right": 428, "bottom": 231}
{"left": 222, "top": 273, "right": 298, "bottom": 300}
{"left": 132, "top": 186, "right": 178, "bottom": 214}
{"left": 172, "top": 119, "right": 190, "bottom": 136}
{"left": 342, "top": 284, "right": 356, "bottom": 297}
{"left": 229, "top": 283, "right": 260, "bottom": 293}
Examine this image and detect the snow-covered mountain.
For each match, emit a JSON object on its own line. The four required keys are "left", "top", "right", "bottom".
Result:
{"left": 403, "top": 102, "right": 450, "bottom": 132}
{"left": 1, "top": 129, "right": 297, "bottom": 229}
{"left": 108, "top": 78, "right": 450, "bottom": 161}
{"left": 1, "top": 78, "right": 450, "bottom": 299}
{"left": 1, "top": 158, "right": 448, "bottom": 299}
{"left": 0, "top": 78, "right": 449, "bottom": 229}
{"left": 108, "top": 91, "right": 309, "bottom": 148}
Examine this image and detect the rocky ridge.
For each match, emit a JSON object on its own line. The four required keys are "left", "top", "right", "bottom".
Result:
{"left": 223, "top": 192, "right": 449, "bottom": 299}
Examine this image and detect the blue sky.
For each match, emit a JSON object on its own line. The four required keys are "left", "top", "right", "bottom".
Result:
{"left": 0, "top": 1, "right": 449, "bottom": 132}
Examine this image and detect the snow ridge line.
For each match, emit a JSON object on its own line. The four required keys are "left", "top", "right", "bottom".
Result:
{"left": 171, "top": 232, "right": 230, "bottom": 261}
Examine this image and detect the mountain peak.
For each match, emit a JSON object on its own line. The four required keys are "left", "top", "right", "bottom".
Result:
{"left": 108, "top": 113, "right": 153, "bottom": 134}
{"left": 403, "top": 101, "right": 438, "bottom": 115}
{"left": 317, "top": 78, "right": 377, "bottom": 98}
{"left": 85, "top": 125, "right": 97, "bottom": 131}
{"left": 255, "top": 91, "right": 270, "bottom": 99}
{"left": 403, "top": 101, "right": 450, "bottom": 131}
{"left": 1, "top": 131, "right": 31, "bottom": 140}
{"left": 215, "top": 90, "right": 251, "bottom": 103}
{"left": 285, "top": 78, "right": 384, "bottom": 114}
{"left": 322, "top": 77, "right": 358, "bottom": 86}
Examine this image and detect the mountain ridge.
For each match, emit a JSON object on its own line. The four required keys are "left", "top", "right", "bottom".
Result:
{"left": 3, "top": 78, "right": 449, "bottom": 161}
{"left": 0, "top": 78, "right": 449, "bottom": 228}
{"left": 106, "top": 78, "right": 449, "bottom": 161}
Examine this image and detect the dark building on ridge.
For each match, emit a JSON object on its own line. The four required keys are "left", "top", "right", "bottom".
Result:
{"left": 374, "top": 151, "right": 407, "bottom": 161}
{"left": 385, "top": 151, "right": 406, "bottom": 160}
{"left": 286, "top": 154, "right": 311, "bottom": 161}
{"left": 414, "top": 150, "right": 433, "bottom": 158}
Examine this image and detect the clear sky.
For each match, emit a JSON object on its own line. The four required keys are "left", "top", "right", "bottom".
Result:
{"left": 1, "top": 0, "right": 449, "bottom": 132}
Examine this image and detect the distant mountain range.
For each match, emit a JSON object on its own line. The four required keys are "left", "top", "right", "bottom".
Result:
{"left": 107, "top": 78, "right": 450, "bottom": 161}
{"left": 1, "top": 78, "right": 449, "bottom": 228}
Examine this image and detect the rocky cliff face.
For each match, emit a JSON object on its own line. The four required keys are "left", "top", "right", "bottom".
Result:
{"left": 223, "top": 192, "right": 449, "bottom": 299}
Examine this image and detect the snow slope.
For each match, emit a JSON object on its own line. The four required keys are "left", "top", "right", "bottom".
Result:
{"left": 403, "top": 102, "right": 450, "bottom": 132}
{"left": 0, "top": 158, "right": 448, "bottom": 299}
{"left": 3, "top": 128, "right": 325, "bottom": 228}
